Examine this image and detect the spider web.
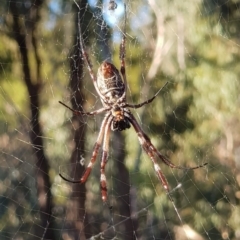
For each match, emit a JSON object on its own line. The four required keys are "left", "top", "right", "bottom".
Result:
{"left": 1, "top": 0, "right": 240, "bottom": 239}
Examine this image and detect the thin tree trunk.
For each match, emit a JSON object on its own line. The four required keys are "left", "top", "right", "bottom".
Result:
{"left": 64, "top": 1, "right": 91, "bottom": 239}
{"left": 112, "top": 132, "right": 137, "bottom": 239}
{"left": 9, "top": 1, "right": 55, "bottom": 239}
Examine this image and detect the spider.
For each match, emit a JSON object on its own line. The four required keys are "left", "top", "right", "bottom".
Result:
{"left": 59, "top": 4, "right": 207, "bottom": 203}
{"left": 108, "top": 0, "right": 117, "bottom": 10}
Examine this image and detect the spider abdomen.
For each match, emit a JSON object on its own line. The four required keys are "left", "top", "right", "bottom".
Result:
{"left": 97, "top": 61, "right": 125, "bottom": 103}
{"left": 111, "top": 118, "right": 131, "bottom": 131}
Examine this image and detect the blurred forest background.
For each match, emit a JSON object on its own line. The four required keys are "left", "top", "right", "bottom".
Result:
{"left": 0, "top": 0, "right": 240, "bottom": 239}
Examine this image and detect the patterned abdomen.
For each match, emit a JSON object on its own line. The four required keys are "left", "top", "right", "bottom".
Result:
{"left": 97, "top": 62, "right": 125, "bottom": 104}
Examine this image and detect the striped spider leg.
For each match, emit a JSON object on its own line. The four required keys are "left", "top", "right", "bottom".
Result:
{"left": 126, "top": 112, "right": 207, "bottom": 194}
{"left": 59, "top": 112, "right": 115, "bottom": 203}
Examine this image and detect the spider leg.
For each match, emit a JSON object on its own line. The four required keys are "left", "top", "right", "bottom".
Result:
{"left": 100, "top": 115, "right": 113, "bottom": 202}
{"left": 128, "top": 113, "right": 207, "bottom": 170}
{"left": 126, "top": 113, "right": 170, "bottom": 191}
{"left": 126, "top": 112, "right": 206, "bottom": 188}
{"left": 152, "top": 146, "right": 207, "bottom": 170}
{"left": 118, "top": 3, "right": 127, "bottom": 103}
{"left": 126, "top": 82, "right": 169, "bottom": 109}
{"left": 74, "top": 7, "right": 106, "bottom": 101}
{"left": 59, "top": 113, "right": 111, "bottom": 183}
{"left": 127, "top": 113, "right": 196, "bottom": 221}
{"left": 59, "top": 101, "right": 109, "bottom": 116}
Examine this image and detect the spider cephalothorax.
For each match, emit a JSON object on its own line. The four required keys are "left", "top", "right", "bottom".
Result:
{"left": 59, "top": 3, "right": 206, "bottom": 203}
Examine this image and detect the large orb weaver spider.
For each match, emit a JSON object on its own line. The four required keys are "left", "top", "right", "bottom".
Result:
{"left": 59, "top": 3, "right": 207, "bottom": 203}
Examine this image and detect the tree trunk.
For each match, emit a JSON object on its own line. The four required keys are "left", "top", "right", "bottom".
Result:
{"left": 112, "top": 131, "right": 137, "bottom": 239}
{"left": 9, "top": 1, "right": 55, "bottom": 239}
{"left": 63, "top": 1, "right": 91, "bottom": 239}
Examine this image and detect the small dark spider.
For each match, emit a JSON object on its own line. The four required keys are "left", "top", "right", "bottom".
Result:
{"left": 59, "top": 4, "right": 207, "bottom": 203}
{"left": 108, "top": 0, "right": 117, "bottom": 10}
